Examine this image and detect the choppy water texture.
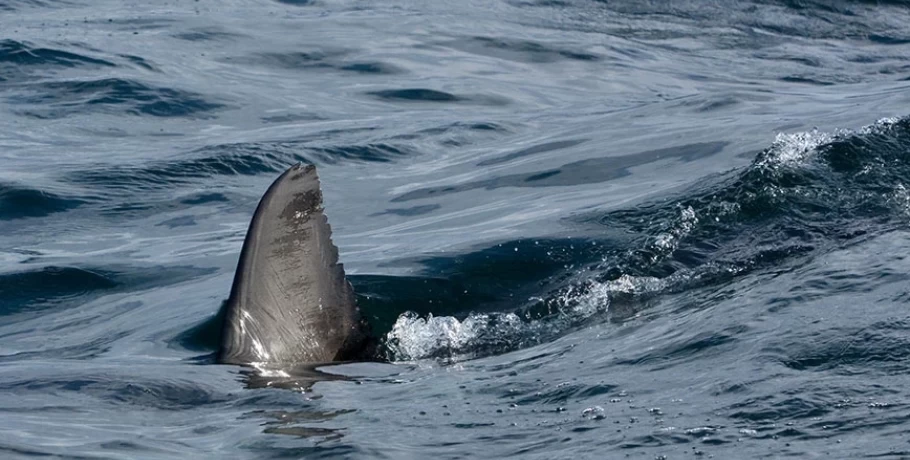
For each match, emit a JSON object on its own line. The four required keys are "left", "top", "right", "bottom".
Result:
{"left": 2, "top": 0, "right": 910, "bottom": 458}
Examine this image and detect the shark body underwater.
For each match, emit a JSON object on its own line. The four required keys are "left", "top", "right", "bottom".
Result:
{"left": 216, "top": 163, "right": 376, "bottom": 370}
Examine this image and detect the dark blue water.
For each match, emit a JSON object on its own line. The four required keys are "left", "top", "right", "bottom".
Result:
{"left": 2, "top": 0, "right": 910, "bottom": 458}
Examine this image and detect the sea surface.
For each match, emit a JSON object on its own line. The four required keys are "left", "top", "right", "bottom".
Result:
{"left": 2, "top": 0, "right": 910, "bottom": 458}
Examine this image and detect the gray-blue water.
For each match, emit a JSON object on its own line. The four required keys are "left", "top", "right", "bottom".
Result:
{"left": 2, "top": 0, "right": 910, "bottom": 458}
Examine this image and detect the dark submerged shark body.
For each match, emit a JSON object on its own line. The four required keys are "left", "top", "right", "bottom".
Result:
{"left": 217, "top": 164, "right": 373, "bottom": 367}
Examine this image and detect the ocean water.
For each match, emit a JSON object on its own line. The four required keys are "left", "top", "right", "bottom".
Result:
{"left": 2, "top": 0, "right": 910, "bottom": 458}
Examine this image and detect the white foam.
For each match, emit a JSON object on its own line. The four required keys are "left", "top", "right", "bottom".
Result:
{"left": 386, "top": 278, "right": 615, "bottom": 362}
{"left": 761, "top": 117, "right": 902, "bottom": 169}
{"left": 384, "top": 267, "right": 697, "bottom": 361}
{"left": 650, "top": 206, "right": 698, "bottom": 262}
{"left": 860, "top": 116, "right": 900, "bottom": 135}
{"left": 604, "top": 274, "right": 667, "bottom": 295}
{"left": 892, "top": 183, "right": 910, "bottom": 216}
{"left": 759, "top": 129, "right": 833, "bottom": 167}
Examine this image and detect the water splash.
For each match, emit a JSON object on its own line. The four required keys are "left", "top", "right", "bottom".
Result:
{"left": 757, "top": 129, "right": 834, "bottom": 167}
{"left": 386, "top": 280, "right": 611, "bottom": 361}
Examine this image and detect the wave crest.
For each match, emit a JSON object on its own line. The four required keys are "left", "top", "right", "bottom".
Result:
{"left": 384, "top": 116, "right": 910, "bottom": 362}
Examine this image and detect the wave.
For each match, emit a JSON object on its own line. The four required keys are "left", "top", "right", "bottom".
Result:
{"left": 0, "top": 39, "right": 114, "bottom": 68}
{"left": 0, "top": 183, "right": 86, "bottom": 220}
{"left": 0, "top": 266, "right": 119, "bottom": 317}
{"left": 367, "top": 88, "right": 511, "bottom": 106}
{"left": 0, "top": 265, "right": 214, "bottom": 317}
{"left": 0, "top": 39, "right": 118, "bottom": 86}
{"left": 0, "top": 366, "right": 230, "bottom": 410}
{"left": 9, "top": 78, "right": 224, "bottom": 119}
{"left": 386, "top": 116, "right": 910, "bottom": 361}
{"left": 368, "top": 89, "right": 465, "bottom": 103}
{"left": 235, "top": 51, "right": 404, "bottom": 75}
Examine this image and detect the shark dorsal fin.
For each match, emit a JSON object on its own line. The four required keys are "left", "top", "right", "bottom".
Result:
{"left": 218, "top": 164, "right": 368, "bottom": 365}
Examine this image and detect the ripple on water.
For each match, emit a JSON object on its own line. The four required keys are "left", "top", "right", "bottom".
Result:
{"left": 0, "top": 370, "right": 231, "bottom": 410}
{"left": 612, "top": 325, "right": 747, "bottom": 370}
{"left": 477, "top": 139, "right": 588, "bottom": 166}
{"left": 442, "top": 36, "right": 601, "bottom": 63}
{"left": 171, "top": 27, "right": 245, "bottom": 42}
{"left": 229, "top": 50, "right": 404, "bottom": 76}
{"left": 392, "top": 141, "right": 727, "bottom": 202}
{"left": 63, "top": 140, "right": 416, "bottom": 195}
{"left": 773, "top": 320, "right": 910, "bottom": 376}
{"left": 367, "top": 88, "right": 465, "bottom": 103}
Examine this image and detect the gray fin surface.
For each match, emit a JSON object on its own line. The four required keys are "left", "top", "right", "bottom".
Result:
{"left": 218, "top": 164, "right": 368, "bottom": 365}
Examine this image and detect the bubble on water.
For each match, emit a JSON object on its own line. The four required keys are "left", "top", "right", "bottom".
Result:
{"left": 581, "top": 406, "right": 605, "bottom": 420}
{"left": 685, "top": 426, "right": 716, "bottom": 436}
